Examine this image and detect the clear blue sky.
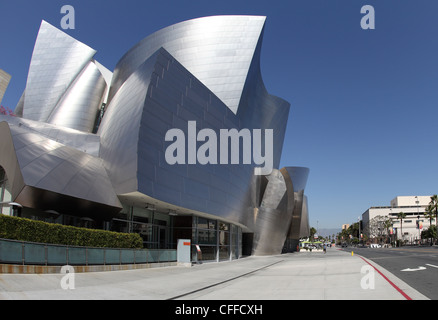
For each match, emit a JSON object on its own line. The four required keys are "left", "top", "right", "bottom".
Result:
{"left": 1, "top": 0, "right": 437, "bottom": 230}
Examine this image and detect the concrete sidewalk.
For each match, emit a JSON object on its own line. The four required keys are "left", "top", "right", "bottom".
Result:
{"left": 0, "top": 247, "right": 429, "bottom": 300}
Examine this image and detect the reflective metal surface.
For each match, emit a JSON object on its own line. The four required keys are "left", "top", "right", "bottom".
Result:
{"left": 20, "top": 21, "right": 110, "bottom": 133}
{"left": 47, "top": 61, "right": 107, "bottom": 133}
{"left": 0, "top": 121, "right": 121, "bottom": 219}
{"left": 251, "top": 169, "right": 291, "bottom": 255}
{"left": 250, "top": 167, "right": 310, "bottom": 255}
{"left": 108, "top": 15, "right": 266, "bottom": 114}
{"left": 282, "top": 167, "right": 310, "bottom": 252}
{"left": 0, "top": 115, "right": 101, "bottom": 156}
{"left": 98, "top": 16, "right": 292, "bottom": 236}
{"left": 300, "top": 195, "right": 310, "bottom": 238}
{"left": 4, "top": 16, "right": 310, "bottom": 256}
{"left": 98, "top": 48, "right": 256, "bottom": 228}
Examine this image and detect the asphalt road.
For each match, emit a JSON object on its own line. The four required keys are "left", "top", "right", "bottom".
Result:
{"left": 341, "top": 246, "right": 438, "bottom": 299}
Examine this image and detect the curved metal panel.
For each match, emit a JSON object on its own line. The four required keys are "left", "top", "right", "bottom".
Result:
{"left": 22, "top": 21, "right": 97, "bottom": 123}
{"left": 108, "top": 15, "right": 266, "bottom": 114}
{"left": 237, "top": 28, "right": 291, "bottom": 169}
{"left": 8, "top": 16, "right": 304, "bottom": 256}
{"left": 1, "top": 115, "right": 101, "bottom": 157}
{"left": 283, "top": 167, "right": 310, "bottom": 193}
{"left": 282, "top": 167, "right": 310, "bottom": 243}
{"left": 98, "top": 17, "right": 294, "bottom": 240}
{"left": 251, "top": 169, "right": 292, "bottom": 255}
{"left": 99, "top": 48, "right": 254, "bottom": 227}
{"left": 300, "top": 195, "right": 310, "bottom": 238}
{"left": 0, "top": 122, "right": 26, "bottom": 200}
{"left": 11, "top": 125, "right": 120, "bottom": 209}
{"left": 48, "top": 61, "right": 107, "bottom": 133}
{"left": 97, "top": 50, "right": 160, "bottom": 194}
{"left": 0, "top": 121, "right": 121, "bottom": 218}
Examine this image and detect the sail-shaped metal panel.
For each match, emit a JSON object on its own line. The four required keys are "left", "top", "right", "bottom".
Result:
{"left": 47, "top": 61, "right": 107, "bottom": 133}
{"left": 22, "top": 21, "right": 97, "bottom": 122}
{"left": 108, "top": 15, "right": 266, "bottom": 114}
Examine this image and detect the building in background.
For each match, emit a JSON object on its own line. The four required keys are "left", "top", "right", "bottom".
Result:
{"left": 0, "top": 16, "right": 310, "bottom": 261}
{"left": 362, "top": 195, "right": 434, "bottom": 244}
{"left": 0, "top": 69, "right": 11, "bottom": 106}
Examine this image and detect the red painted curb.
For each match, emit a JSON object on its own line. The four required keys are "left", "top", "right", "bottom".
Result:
{"left": 359, "top": 256, "right": 412, "bottom": 300}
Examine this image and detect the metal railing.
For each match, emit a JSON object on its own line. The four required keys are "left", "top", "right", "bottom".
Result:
{"left": 0, "top": 238, "right": 176, "bottom": 266}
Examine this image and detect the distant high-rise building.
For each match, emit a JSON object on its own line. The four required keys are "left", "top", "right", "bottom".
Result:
{"left": 0, "top": 69, "right": 11, "bottom": 105}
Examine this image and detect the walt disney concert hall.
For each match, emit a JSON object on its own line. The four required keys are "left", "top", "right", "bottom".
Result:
{"left": 0, "top": 16, "right": 310, "bottom": 260}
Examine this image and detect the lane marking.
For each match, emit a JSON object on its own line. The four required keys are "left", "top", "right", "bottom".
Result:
{"left": 401, "top": 266, "right": 426, "bottom": 272}
{"left": 425, "top": 264, "right": 438, "bottom": 269}
{"left": 359, "top": 256, "right": 412, "bottom": 300}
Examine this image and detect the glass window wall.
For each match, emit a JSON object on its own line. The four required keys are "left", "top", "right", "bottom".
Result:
{"left": 111, "top": 208, "right": 242, "bottom": 261}
{"left": 0, "top": 167, "right": 12, "bottom": 215}
{"left": 191, "top": 216, "right": 241, "bottom": 262}
{"left": 111, "top": 205, "right": 172, "bottom": 249}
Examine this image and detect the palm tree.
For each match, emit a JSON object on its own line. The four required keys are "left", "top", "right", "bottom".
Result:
{"left": 309, "top": 227, "right": 317, "bottom": 241}
{"left": 383, "top": 218, "right": 393, "bottom": 244}
{"left": 424, "top": 204, "right": 435, "bottom": 245}
{"left": 397, "top": 212, "right": 406, "bottom": 245}
{"left": 429, "top": 195, "right": 438, "bottom": 244}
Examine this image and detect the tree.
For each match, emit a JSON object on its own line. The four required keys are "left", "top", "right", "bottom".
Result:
{"left": 429, "top": 195, "right": 438, "bottom": 244}
{"left": 383, "top": 218, "right": 393, "bottom": 244}
{"left": 424, "top": 204, "right": 435, "bottom": 244}
{"left": 397, "top": 212, "right": 406, "bottom": 244}
{"left": 309, "top": 227, "right": 317, "bottom": 241}
{"left": 337, "top": 228, "right": 350, "bottom": 244}
{"left": 422, "top": 225, "right": 437, "bottom": 242}
{"left": 336, "top": 223, "right": 362, "bottom": 245}
{"left": 367, "top": 215, "right": 388, "bottom": 243}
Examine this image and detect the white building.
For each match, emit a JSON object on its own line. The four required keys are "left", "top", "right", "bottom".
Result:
{"left": 362, "top": 196, "right": 435, "bottom": 244}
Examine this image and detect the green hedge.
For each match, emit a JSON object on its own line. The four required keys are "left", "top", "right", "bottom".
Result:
{"left": 0, "top": 215, "right": 143, "bottom": 249}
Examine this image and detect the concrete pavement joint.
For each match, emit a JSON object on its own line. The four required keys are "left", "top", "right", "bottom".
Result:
{"left": 0, "top": 248, "right": 430, "bottom": 300}
{"left": 167, "top": 260, "right": 284, "bottom": 300}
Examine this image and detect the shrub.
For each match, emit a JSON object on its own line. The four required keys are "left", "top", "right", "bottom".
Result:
{"left": 0, "top": 215, "right": 143, "bottom": 249}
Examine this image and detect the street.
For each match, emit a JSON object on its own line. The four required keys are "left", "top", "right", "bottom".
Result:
{"left": 342, "top": 246, "right": 438, "bottom": 299}
{"left": 1, "top": 248, "right": 427, "bottom": 300}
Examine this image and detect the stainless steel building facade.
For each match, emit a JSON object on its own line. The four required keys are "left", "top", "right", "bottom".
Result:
{"left": 0, "top": 16, "right": 310, "bottom": 260}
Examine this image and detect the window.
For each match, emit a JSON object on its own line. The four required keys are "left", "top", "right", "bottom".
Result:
{"left": 191, "top": 217, "right": 241, "bottom": 261}
{"left": 0, "top": 167, "right": 12, "bottom": 215}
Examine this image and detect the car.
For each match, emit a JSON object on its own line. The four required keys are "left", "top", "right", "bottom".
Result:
{"left": 341, "top": 242, "right": 348, "bottom": 248}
